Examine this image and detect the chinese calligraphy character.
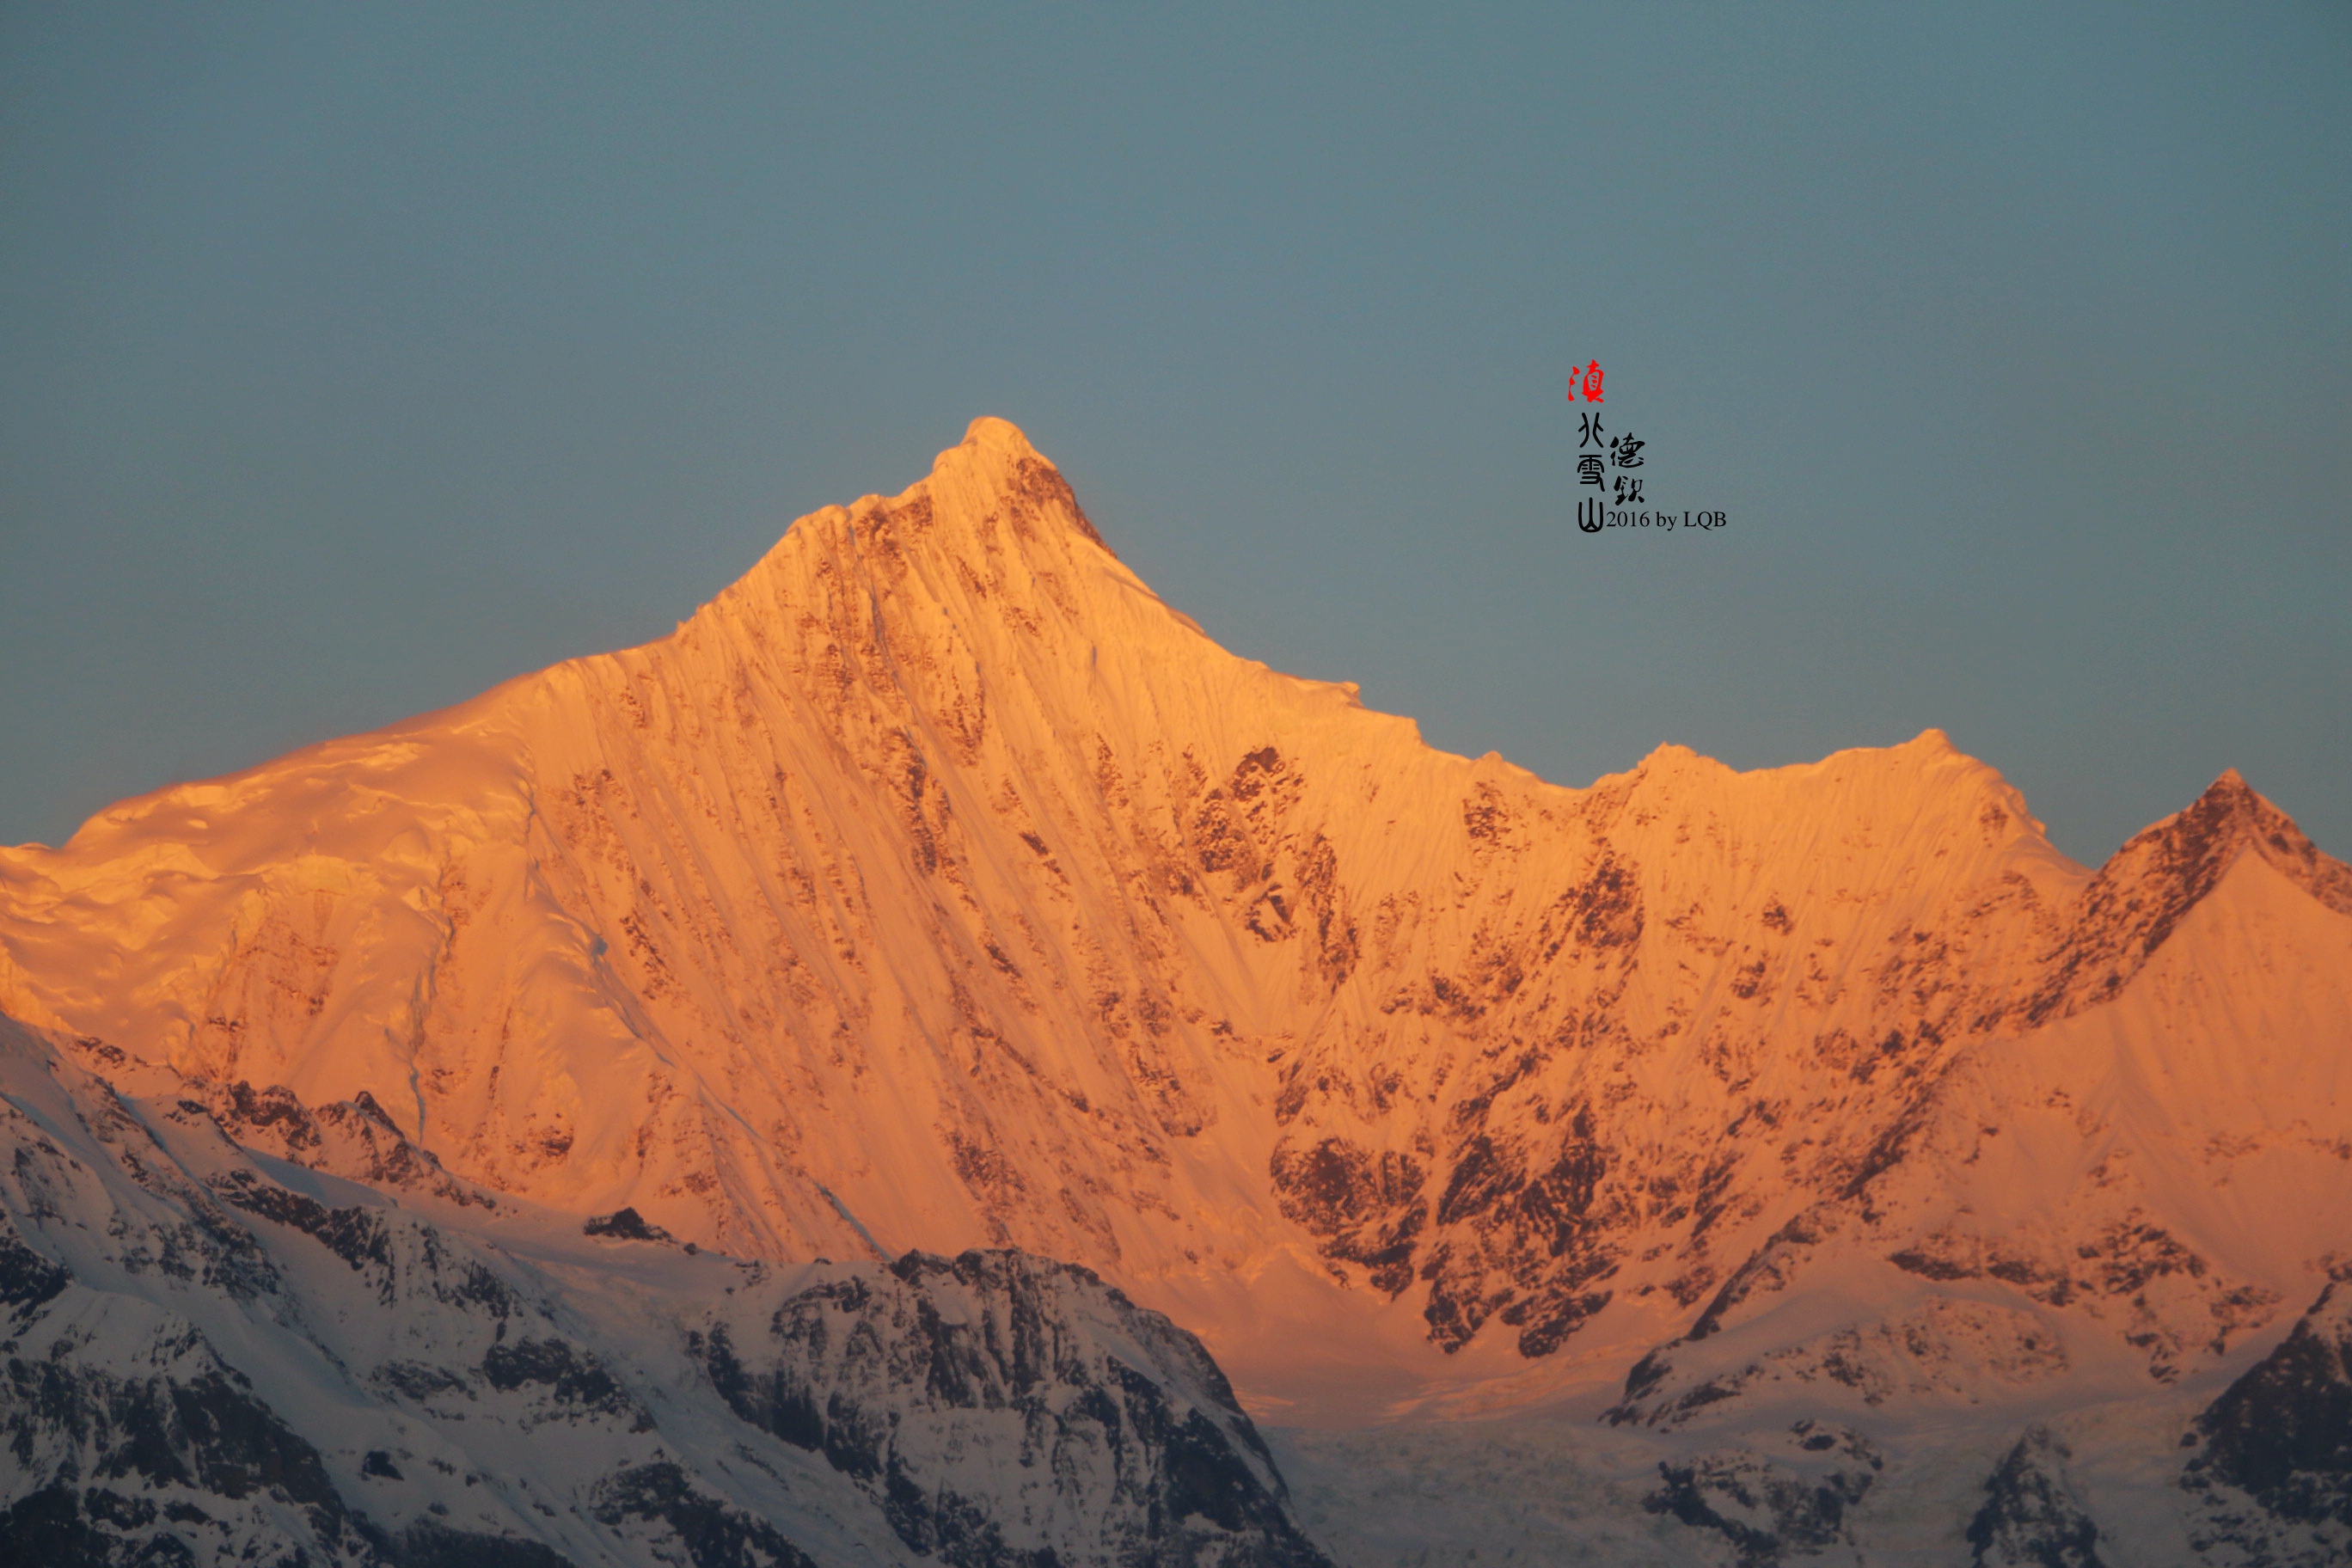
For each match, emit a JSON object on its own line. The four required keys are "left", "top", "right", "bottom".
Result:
{"left": 1614, "top": 475, "right": 1645, "bottom": 505}
{"left": 1608, "top": 433, "right": 1645, "bottom": 468}
{"left": 1577, "top": 455, "right": 1605, "bottom": 486}
{"left": 1578, "top": 413, "right": 1606, "bottom": 449}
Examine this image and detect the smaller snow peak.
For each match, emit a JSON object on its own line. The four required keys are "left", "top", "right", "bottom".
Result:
{"left": 2036, "top": 769, "right": 2352, "bottom": 1019}
{"left": 2158, "top": 768, "right": 2312, "bottom": 873}
{"left": 2203, "top": 767, "right": 2253, "bottom": 802}
{"left": 1631, "top": 742, "right": 1706, "bottom": 774}
{"left": 2173, "top": 771, "right": 2352, "bottom": 916}
{"left": 1627, "top": 743, "right": 1730, "bottom": 787}
{"left": 2168, "top": 769, "right": 2276, "bottom": 855}
{"left": 1816, "top": 730, "right": 2047, "bottom": 835}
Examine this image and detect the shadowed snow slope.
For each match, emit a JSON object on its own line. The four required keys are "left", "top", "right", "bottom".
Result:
{"left": 0, "top": 1013, "right": 1330, "bottom": 1567}
{"left": 3, "top": 420, "right": 2346, "bottom": 1456}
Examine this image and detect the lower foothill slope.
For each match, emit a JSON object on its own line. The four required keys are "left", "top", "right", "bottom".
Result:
{"left": 0, "top": 1012, "right": 1332, "bottom": 1567}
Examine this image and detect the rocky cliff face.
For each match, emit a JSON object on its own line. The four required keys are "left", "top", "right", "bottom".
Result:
{"left": 2180, "top": 1279, "right": 2352, "bottom": 1567}
{"left": 2, "top": 419, "right": 2346, "bottom": 1560}
{"left": 691, "top": 1249, "right": 1327, "bottom": 1568}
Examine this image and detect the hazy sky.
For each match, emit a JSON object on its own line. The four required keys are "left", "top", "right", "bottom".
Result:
{"left": 3, "top": 3, "right": 2345, "bottom": 862}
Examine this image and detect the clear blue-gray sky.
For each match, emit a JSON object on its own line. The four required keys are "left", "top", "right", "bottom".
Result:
{"left": 3, "top": 3, "right": 2345, "bottom": 862}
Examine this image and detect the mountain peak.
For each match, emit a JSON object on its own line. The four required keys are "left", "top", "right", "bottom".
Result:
{"left": 696, "top": 419, "right": 1116, "bottom": 638}
{"left": 2171, "top": 769, "right": 2300, "bottom": 860}
{"left": 2175, "top": 769, "right": 2352, "bottom": 916}
{"left": 916, "top": 415, "right": 1110, "bottom": 554}
{"left": 2114, "top": 769, "right": 2350, "bottom": 920}
{"left": 2028, "top": 767, "right": 2351, "bottom": 1020}
{"left": 954, "top": 414, "right": 1038, "bottom": 458}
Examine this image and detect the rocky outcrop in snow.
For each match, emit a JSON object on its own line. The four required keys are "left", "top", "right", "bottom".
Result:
{"left": 2181, "top": 1279, "right": 2352, "bottom": 1566}
{"left": 1641, "top": 1420, "right": 1882, "bottom": 1567}
{"left": 1965, "top": 1425, "right": 2107, "bottom": 1568}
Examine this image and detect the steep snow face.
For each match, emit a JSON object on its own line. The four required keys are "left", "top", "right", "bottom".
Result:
{"left": 3, "top": 417, "right": 1427, "bottom": 1283}
{"left": 0, "top": 1017, "right": 1328, "bottom": 1567}
{"left": 2, "top": 419, "right": 2346, "bottom": 1425}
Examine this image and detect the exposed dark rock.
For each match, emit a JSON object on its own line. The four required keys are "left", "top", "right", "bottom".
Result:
{"left": 481, "top": 1337, "right": 644, "bottom": 1427}
{"left": 0, "top": 1213, "right": 70, "bottom": 1320}
{"left": 1643, "top": 1421, "right": 1881, "bottom": 1567}
{"left": 2182, "top": 1280, "right": 2352, "bottom": 1563}
{"left": 372, "top": 1359, "right": 473, "bottom": 1402}
{"left": 0, "top": 1484, "right": 196, "bottom": 1566}
{"left": 0, "top": 1329, "right": 373, "bottom": 1566}
{"left": 590, "top": 1461, "right": 815, "bottom": 1568}
{"left": 389, "top": 1519, "right": 579, "bottom": 1567}
{"left": 207, "top": 1079, "right": 493, "bottom": 1209}
{"left": 584, "top": 1206, "right": 674, "bottom": 1242}
{"left": 1606, "top": 1349, "right": 1675, "bottom": 1422}
{"left": 3, "top": 1357, "right": 341, "bottom": 1510}
{"left": 1967, "top": 1426, "right": 2106, "bottom": 1568}
{"left": 1267, "top": 1137, "right": 1425, "bottom": 1295}
{"left": 206, "top": 1166, "right": 398, "bottom": 1276}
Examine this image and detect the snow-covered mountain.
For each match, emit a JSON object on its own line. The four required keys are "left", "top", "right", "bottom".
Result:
{"left": 3, "top": 418, "right": 2345, "bottom": 1563}
{"left": 0, "top": 1013, "right": 1330, "bottom": 1565}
